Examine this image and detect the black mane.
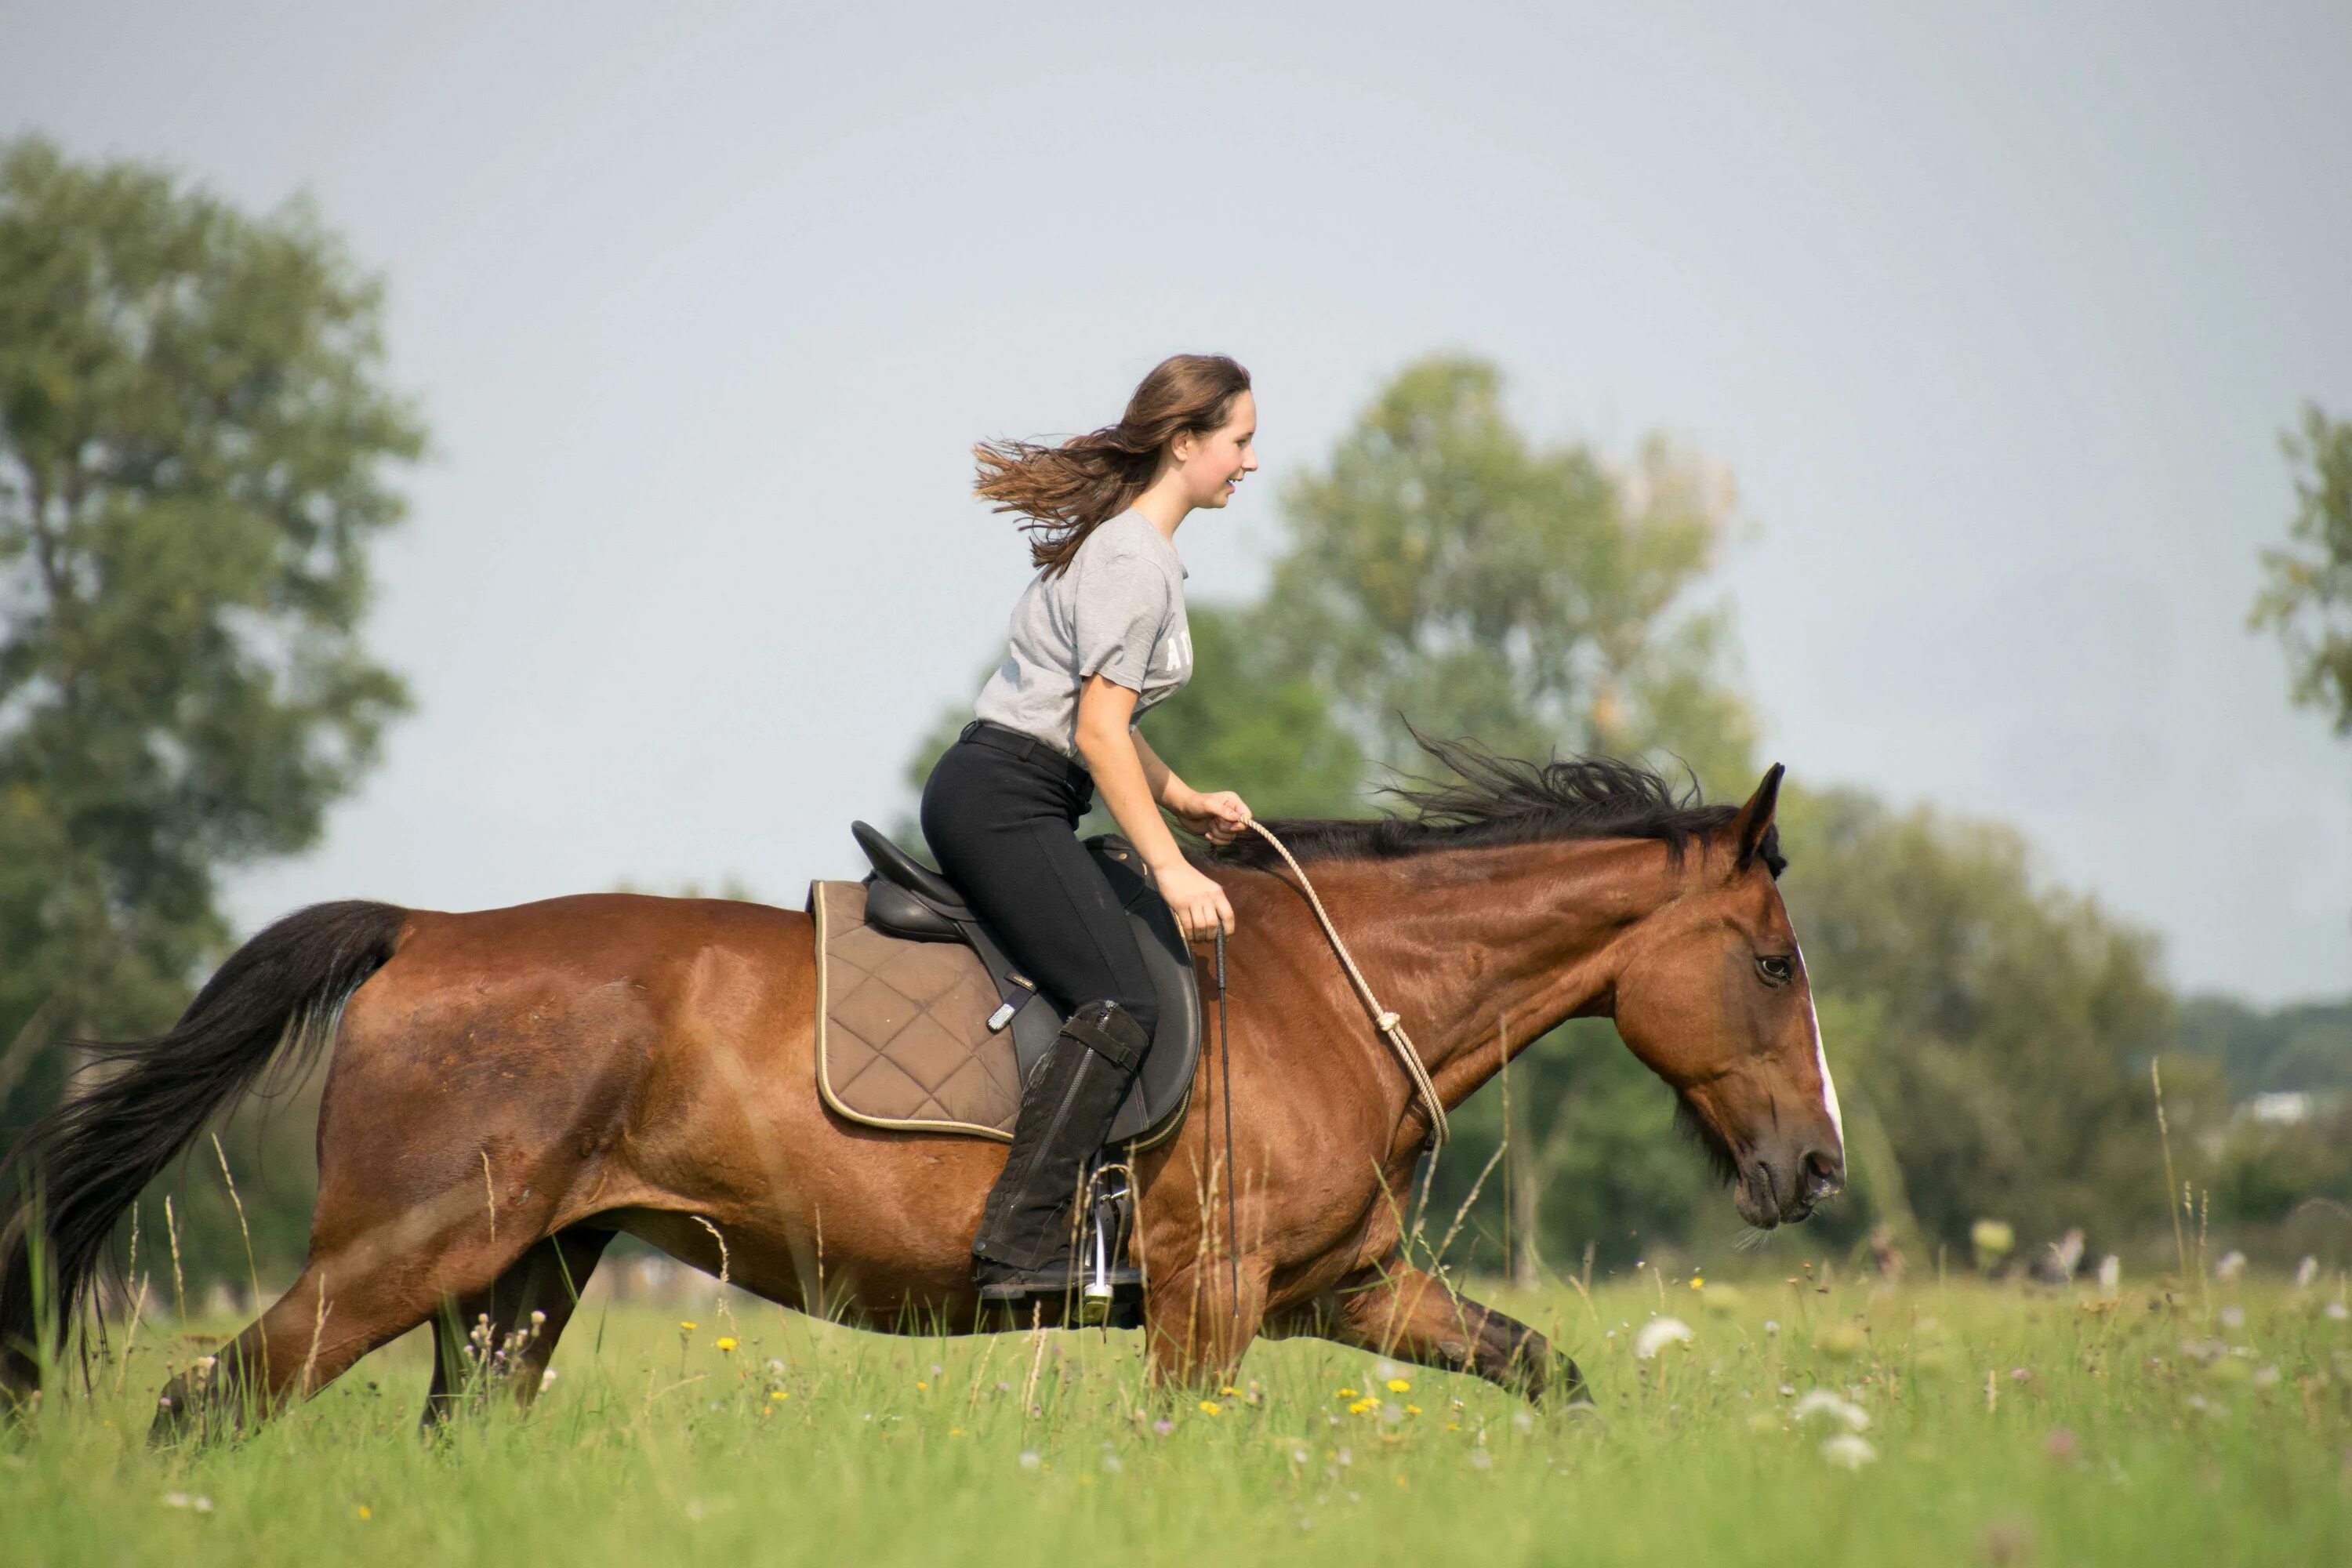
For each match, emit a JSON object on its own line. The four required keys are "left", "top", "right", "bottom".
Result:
{"left": 1200, "top": 724, "right": 1784, "bottom": 876}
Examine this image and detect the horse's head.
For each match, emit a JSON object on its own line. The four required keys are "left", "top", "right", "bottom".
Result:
{"left": 1610, "top": 765, "right": 1846, "bottom": 1229}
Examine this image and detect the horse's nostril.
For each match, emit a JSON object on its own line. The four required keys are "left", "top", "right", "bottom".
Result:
{"left": 1800, "top": 1148, "right": 1843, "bottom": 1195}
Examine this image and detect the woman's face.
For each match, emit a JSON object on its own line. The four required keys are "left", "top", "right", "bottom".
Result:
{"left": 1172, "top": 390, "right": 1258, "bottom": 509}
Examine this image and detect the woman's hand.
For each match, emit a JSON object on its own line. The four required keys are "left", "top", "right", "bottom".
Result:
{"left": 1170, "top": 787, "right": 1254, "bottom": 846}
{"left": 1152, "top": 858, "right": 1236, "bottom": 945}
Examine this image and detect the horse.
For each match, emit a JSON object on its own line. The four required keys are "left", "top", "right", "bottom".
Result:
{"left": 0, "top": 739, "right": 1845, "bottom": 1437}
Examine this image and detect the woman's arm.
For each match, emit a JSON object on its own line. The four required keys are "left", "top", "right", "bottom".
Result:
{"left": 1073, "top": 673, "right": 1237, "bottom": 938}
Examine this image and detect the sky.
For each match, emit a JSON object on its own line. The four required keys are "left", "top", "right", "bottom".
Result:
{"left": 5, "top": 1, "right": 2348, "bottom": 1002}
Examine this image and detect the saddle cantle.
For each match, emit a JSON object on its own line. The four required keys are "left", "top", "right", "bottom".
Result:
{"left": 808, "top": 822, "right": 1200, "bottom": 1149}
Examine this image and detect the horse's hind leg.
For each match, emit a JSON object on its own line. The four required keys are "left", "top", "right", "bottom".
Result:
{"left": 1290, "top": 1260, "right": 1589, "bottom": 1407}
{"left": 151, "top": 1200, "right": 561, "bottom": 1443}
{"left": 423, "top": 1226, "right": 613, "bottom": 1427}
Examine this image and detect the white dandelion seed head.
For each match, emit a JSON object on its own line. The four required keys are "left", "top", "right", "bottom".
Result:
{"left": 1791, "top": 1390, "right": 1870, "bottom": 1432}
{"left": 1634, "top": 1316, "right": 1695, "bottom": 1359}
{"left": 1820, "top": 1433, "right": 1878, "bottom": 1468}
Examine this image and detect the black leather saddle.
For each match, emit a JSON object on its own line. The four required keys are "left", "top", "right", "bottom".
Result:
{"left": 849, "top": 821, "right": 1200, "bottom": 1149}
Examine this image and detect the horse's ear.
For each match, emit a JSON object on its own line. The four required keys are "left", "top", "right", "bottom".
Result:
{"left": 1728, "top": 764, "right": 1785, "bottom": 873}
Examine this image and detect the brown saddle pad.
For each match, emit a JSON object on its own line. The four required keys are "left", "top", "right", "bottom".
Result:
{"left": 808, "top": 879, "right": 1025, "bottom": 1139}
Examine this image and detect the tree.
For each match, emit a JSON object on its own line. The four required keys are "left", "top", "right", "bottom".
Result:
{"left": 1777, "top": 786, "right": 2185, "bottom": 1261}
{"left": 2250, "top": 402, "right": 2352, "bottom": 737}
{"left": 1265, "top": 354, "right": 1755, "bottom": 794}
{"left": 0, "top": 132, "right": 421, "bottom": 1255}
{"left": 1264, "top": 354, "right": 1759, "bottom": 1283}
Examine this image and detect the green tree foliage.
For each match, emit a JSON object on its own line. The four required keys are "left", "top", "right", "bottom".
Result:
{"left": 2251, "top": 402, "right": 2352, "bottom": 737}
{"left": 1776, "top": 788, "right": 2186, "bottom": 1262}
{"left": 1263, "top": 353, "right": 1755, "bottom": 794}
{"left": 0, "top": 136, "right": 419, "bottom": 1281}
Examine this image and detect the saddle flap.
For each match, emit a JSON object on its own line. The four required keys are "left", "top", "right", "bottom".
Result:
{"left": 860, "top": 877, "right": 962, "bottom": 943}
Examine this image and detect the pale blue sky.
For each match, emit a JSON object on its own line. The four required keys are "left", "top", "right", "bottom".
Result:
{"left": 5, "top": 1, "right": 2348, "bottom": 1000}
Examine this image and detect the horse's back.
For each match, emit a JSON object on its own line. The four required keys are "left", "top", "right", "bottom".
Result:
{"left": 314, "top": 891, "right": 822, "bottom": 1234}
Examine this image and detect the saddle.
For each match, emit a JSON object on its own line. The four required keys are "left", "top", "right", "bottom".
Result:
{"left": 808, "top": 822, "right": 1200, "bottom": 1151}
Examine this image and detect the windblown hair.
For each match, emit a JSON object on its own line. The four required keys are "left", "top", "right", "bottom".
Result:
{"left": 973, "top": 353, "right": 1252, "bottom": 576}
{"left": 1202, "top": 724, "right": 1784, "bottom": 876}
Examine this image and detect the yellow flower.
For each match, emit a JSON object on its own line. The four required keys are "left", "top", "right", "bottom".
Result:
{"left": 1220, "top": 1385, "right": 1241, "bottom": 1396}
{"left": 949, "top": 1428, "right": 967, "bottom": 1437}
{"left": 356, "top": 1506, "right": 372, "bottom": 1521}
{"left": 1406, "top": 1404, "right": 1422, "bottom": 1416}
{"left": 679, "top": 1320, "right": 698, "bottom": 1331}
{"left": 1347, "top": 1398, "right": 1378, "bottom": 1416}
{"left": 1386, "top": 1378, "right": 1411, "bottom": 1393}
{"left": 916, "top": 1380, "right": 930, "bottom": 1392}
{"left": 1335, "top": 1387, "right": 1359, "bottom": 1399}
{"left": 1197, "top": 1400, "right": 1222, "bottom": 1415}
{"left": 715, "top": 1337, "right": 737, "bottom": 1352}
{"left": 1690, "top": 1276, "right": 1704, "bottom": 1289}
{"left": 767, "top": 1390, "right": 789, "bottom": 1402}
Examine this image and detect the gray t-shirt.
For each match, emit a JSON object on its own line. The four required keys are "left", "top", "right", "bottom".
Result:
{"left": 971, "top": 509, "right": 1193, "bottom": 765}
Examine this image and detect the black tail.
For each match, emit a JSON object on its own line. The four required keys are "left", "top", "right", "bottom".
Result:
{"left": 0, "top": 899, "right": 406, "bottom": 1396}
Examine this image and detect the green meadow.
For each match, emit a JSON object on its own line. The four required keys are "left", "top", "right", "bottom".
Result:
{"left": 5, "top": 1270, "right": 2347, "bottom": 1567}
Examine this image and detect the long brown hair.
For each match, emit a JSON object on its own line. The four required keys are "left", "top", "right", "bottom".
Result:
{"left": 973, "top": 353, "right": 1251, "bottom": 576}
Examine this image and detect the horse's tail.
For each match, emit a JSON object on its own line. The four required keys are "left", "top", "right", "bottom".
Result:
{"left": 0, "top": 899, "right": 407, "bottom": 1398}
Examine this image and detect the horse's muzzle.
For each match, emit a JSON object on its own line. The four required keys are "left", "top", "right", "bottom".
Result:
{"left": 1736, "top": 1145, "right": 1846, "bottom": 1229}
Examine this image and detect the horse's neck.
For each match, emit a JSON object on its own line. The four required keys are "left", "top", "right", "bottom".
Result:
{"left": 1247, "top": 837, "right": 1683, "bottom": 1114}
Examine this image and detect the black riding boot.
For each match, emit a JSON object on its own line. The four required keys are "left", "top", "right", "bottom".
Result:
{"left": 971, "top": 999, "right": 1149, "bottom": 1303}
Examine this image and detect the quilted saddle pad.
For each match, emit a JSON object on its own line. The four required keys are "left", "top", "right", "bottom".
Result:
{"left": 808, "top": 878, "right": 1025, "bottom": 1139}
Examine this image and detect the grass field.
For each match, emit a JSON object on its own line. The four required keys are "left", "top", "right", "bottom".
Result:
{"left": 5, "top": 1267, "right": 2349, "bottom": 1566}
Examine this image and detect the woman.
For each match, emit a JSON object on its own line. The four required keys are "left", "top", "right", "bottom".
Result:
{"left": 920, "top": 352, "right": 1259, "bottom": 1305}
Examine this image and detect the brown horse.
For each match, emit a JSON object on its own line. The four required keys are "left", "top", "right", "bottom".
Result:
{"left": 0, "top": 743, "right": 1843, "bottom": 1436}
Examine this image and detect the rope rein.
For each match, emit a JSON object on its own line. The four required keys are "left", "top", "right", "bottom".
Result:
{"left": 1229, "top": 819, "right": 1450, "bottom": 1149}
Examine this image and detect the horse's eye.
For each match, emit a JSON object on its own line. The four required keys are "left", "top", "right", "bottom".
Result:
{"left": 1756, "top": 955, "right": 1795, "bottom": 986}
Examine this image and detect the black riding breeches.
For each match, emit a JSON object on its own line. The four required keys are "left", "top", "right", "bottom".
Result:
{"left": 917, "top": 720, "right": 1160, "bottom": 1043}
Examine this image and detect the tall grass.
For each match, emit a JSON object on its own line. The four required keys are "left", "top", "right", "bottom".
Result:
{"left": 5, "top": 1269, "right": 2347, "bottom": 1567}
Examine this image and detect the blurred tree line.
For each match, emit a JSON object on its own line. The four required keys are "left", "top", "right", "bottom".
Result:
{"left": 0, "top": 136, "right": 419, "bottom": 1296}
{"left": 5, "top": 139, "right": 2345, "bottom": 1306}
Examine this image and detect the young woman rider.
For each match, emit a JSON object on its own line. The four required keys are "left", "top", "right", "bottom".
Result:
{"left": 920, "top": 353, "right": 1259, "bottom": 1305}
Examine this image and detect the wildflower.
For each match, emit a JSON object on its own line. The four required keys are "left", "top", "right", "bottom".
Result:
{"left": 949, "top": 1428, "right": 966, "bottom": 1436}
{"left": 1018, "top": 1450, "right": 1041, "bottom": 1469}
{"left": 1347, "top": 1398, "right": 1377, "bottom": 1416}
{"left": 1791, "top": 1391, "right": 1869, "bottom": 1432}
{"left": 1102, "top": 1453, "right": 1123, "bottom": 1473}
{"left": 767, "top": 1390, "right": 789, "bottom": 1403}
{"left": 2097, "top": 1255, "right": 2122, "bottom": 1294}
{"left": 1634, "top": 1316, "right": 1694, "bottom": 1359}
{"left": 1152, "top": 1419, "right": 1174, "bottom": 1436}
{"left": 679, "top": 1321, "right": 698, "bottom": 1331}
{"left": 358, "top": 1505, "right": 372, "bottom": 1520}
{"left": 1198, "top": 1400, "right": 1223, "bottom": 1416}
{"left": 2045, "top": 1428, "right": 2076, "bottom": 1461}
{"left": 1512, "top": 1410, "right": 1534, "bottom": 1434}
{"left": 1762, "top": 1319, "right": 1780, "bottom": 1336}
{"left": 1820, "top": 1433, "right": 1878, "bottom": 1468}
{"left": 1335, "top": 1386, "right": 1359, "bottom": 1399}
{"left": 1690, "top": 1276, "right": 1704, "bottom": 1289}
{"left": 915, "top": 1381, "right": 929, "bottom": 1392}
{"left": 715, "top": 1337, "right": 737, "bottom": 1352}
{"left": 1405, "top": 1405, "right": 1422, "bottom": 1416}
{"left": 2293, "top": 1256, "right": 2318, "bottom": 1290}
{"left": 2326, "top": 1301, "right": 2349, "bottom": 1322}
{"left": 164, "top": 1493, "right": 190, "bottom": 1509}
{"left": 540, "top": 1368, "right": 558, "bottom": 1392}
{"left": 2218, "top": 1305, "right": 2245, "bottom": 1330}
{"left": 1221, "top": 1385, "right": 1241, "bottom": 1396}
{"left": 2214, "top": 1250, "right": 2247, "bottom": 1283}
{"left": 1385, "top": 1377, "right": 1411, "bottom": 1393}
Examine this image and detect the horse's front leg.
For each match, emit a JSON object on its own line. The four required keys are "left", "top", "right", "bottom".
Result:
{"left": 1142, "top": 1254, "right": 1272, "bottom": 1394}
{"left": 1290, "top": 1260, "right": 1589, "bottom": 1406}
